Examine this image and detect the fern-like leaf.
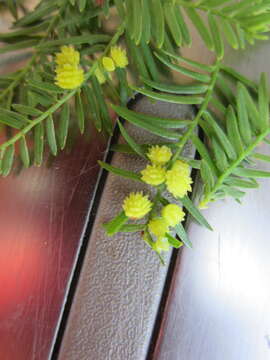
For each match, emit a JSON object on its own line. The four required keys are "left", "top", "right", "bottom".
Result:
{"left": 199, "top": 72, "right": 270, "bottom": 207}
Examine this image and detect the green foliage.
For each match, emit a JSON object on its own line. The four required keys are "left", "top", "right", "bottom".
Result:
{"left": 198, "top": 72, "right": 270, "bottom": 207}
{"left": 1, "top": 0, "right": 270, "bottom": 260}
{"left": 0, "top": 0, "right": 125, "bottom": 174}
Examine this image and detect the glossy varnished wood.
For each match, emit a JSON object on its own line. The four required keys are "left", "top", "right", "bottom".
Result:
{"left": 152, "top": 174, "right": 270, "bottom": 360}
{"left": 0, "top": 133, "right": 107, "bottom": 359}
{"left": 151, "top": 43, "right": 270, "bottom": 360}
{"left": 0, "top": 15, "right": 107, "bottom": 359}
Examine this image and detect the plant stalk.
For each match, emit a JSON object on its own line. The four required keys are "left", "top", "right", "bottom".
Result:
{"left": 171, "top": 58, "right": 221, "bottom": 164}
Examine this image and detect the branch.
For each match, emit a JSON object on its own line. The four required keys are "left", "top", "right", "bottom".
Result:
{"left": 0, "top": 21, "right": 126, "bottom": 151}
{"left": 171, "top": 58, "right": 221, "bottom": 163}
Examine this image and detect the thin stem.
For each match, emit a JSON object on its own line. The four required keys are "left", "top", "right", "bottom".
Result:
{"left": 201, "top": 128, "right": 270, "bottom": 206}
{"left": 0, "top": 90, "right": 76, "bottom": 151}
{"left": 0, "top": 22, "right": 126, "bottom": 151}
{"left": 148, "top": 188, "right": 162, "bottom": 219}
{"left": 171, "top": 59, "right": 221, "bottom": 164}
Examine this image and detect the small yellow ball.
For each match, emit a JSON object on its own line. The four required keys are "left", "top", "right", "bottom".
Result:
{"left": 141, "top": 164, "right": 166, "bottom": 186}
{"left": 153, "top": 237, "right": 170, "bottom": 253}
{"left": 55, "top": 46, "right": 80, "bottom": 67}
{"left": 110, "top": 46, "right": 129, "bottom": 68}
{"left": 148, "top": 218, "right": 169, "bottom": 238}
{"left": 102, "top": 56, "right": 115, "bottom": 72}
{"left": 54, "top": 46, "right": 84, "bottom": 89}
{"left": 122, "top": 192, "right": 152, "bottom": 219}
{"left": 162, "top": 204, "right": 185, "bottom": 227}
{"left": 55, "top": 64, "right": 84, "bottom": 89}
{"left": 147, "top": 145, "right": 172, "bottom": 165}
{"left": 166, "top": 169, "right": 192, "bottom": 198}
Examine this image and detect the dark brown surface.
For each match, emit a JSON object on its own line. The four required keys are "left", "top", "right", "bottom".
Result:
{"left": 0, "top": 133, "right": 106, "bottom": 360}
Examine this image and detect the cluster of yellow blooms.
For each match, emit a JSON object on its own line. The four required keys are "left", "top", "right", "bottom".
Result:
{"left": 122, "top": 191, "right": 185, "bottom": 253}
{"left": 95, "top": 45, "right": 129, "bottom": 84}
{"left": 122, "top": 192, "right": 152, "bottom": 219}
{"left": 150, "top": 204, "right": 185, "bottom": 253}
{"left": 55, "top": 46, "right": 84, "bottom": 89}
{"left": 54, "top": 48, "right": 189, "bottom": 256}
{"left": 54, "top": 45, "right": 128, "bottom": 89}
{"left": 166, "top": 161, "right": 193, "bottom": 198}
{"left": 141, "top": 145, "right": 193, "bottom": 198}
{"left": 121, "top": 145, "right": 191, "bottom": 254}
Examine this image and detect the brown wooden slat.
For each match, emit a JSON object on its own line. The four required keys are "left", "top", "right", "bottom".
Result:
{"left": 0, "top": 133, "right": 106, "bottom": 360}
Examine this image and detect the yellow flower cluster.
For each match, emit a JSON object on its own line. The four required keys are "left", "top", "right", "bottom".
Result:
{"left": 95, "top": 45, "right": 129, "bottom": 84}
{"left": 166, "top": 160, "right": 192, "bottom": 198}
{"left": 55, "top": 46, "right": 84, "bottom": 89}
{"left": 110, "top": 46, "right": 129, "bottom": 68}
{"left": 147, "top": 145, "right": 172, "bottom": 165}
{"left": 148, "top": 217, "right": 170, "bottom": 253}
{"left": 102, "top": 57, "right": 115, "bottom": 72}
{"left": 141, "top": 164, "right": 166, "bottom": 186}
{"left": 162, "top": 204, "right": 185, "bottom": 227}
{"left": 122, "top": 192, "right": 152, "bottom": 219}
{"left": 148, "top": 203, "right": 185, "bottom": 253}
{"left": 55, "top": 45, "right": 80, "bottom": 67}
{"left": 119, "top": 146, "right": 191, "bottom": 255}
{"left": 148, "top": 218, "right": 169, "bottom": 237}
{"left": 141, "top": 146, "right": 192, "bottom": 198}
{"left": 140, "top": 145, "right": 171, "bottom": 187}
{"left": 55, "top": 65, "right": 84, "bottom": 89}
{"left": 54, "top": 46, "right": 84, "bottom": 89}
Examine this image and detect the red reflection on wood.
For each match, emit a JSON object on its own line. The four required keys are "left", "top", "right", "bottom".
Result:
{"left": 0, "top": 132, "right": 107, "bottom": 359}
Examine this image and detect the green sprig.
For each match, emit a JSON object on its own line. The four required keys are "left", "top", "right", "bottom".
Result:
{"left": 1, "top": 0, "right": 270, "bottom": 261}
